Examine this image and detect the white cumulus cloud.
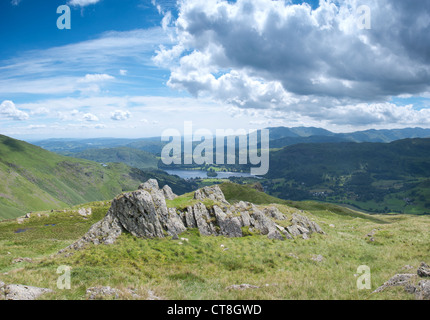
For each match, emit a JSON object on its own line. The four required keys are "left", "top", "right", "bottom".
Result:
{"left": 0, "top": 100, "right": 29, "bottom": 121}
{"left": 111, "top": 110, "right": 131, "bottom": 121}
{"left": 78, "top": 73, "right": 115, "bottom": 83}
{"left": 68, "top": 0, "right": 101, "bottom": 7}
{"left": 82, "top": 113, "right": 99, "bottom": 122}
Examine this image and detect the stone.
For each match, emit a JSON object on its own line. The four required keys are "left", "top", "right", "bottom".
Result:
{"left": 417, "top": 262, "right": 430, "bottom": 278}
{"left": 147, "top": 289, "right": 161, "bottom": 300}
{"left": 162, "top": 184, "right": 177, "bottom": 200}
{"left": 194, "top": 185, "right": 229, "bottom": 205}
{"left": 311, "top": 254, "right": 324, "bottom": 263}
{"left": 86, "top": 286, "right": 121, "bottom": 300}
{"left": 12, "top": 257, "right": 33, "bottom": 264}
{"left": 416, "top": 280, "right": 430, "bottom": 300}
{"left": 267, "top": 230, "right": 285, "bottom": 240}
{"left": 373, "top": 274, "right": 417, "bottom": 293}
{"left": 291, "top": 213, "right": 325, "bottom": 234}
{"left": 213, "top": 206, "right": 242, "bottom": 238}
{"left": 226, "top": 284, "right": 260, "bottom": 290}
{"left": 193, "top": 202, "right": 215, "bottom": 236}
{"left": 78, "top": 208, "right": 92, "bottom": 217}
{"left": 138, "top": 179, "right": 159, "bottom": 192}
{"left": 4, "top": 284, "right": 53, "bottom": 300}
{"left": 263, "top": 207, "right": 287, "bottom": 220}
{"left": 0, "top": 281, "right": 5, "bottom": 300}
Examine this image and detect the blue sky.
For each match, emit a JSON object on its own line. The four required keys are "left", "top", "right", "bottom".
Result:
{"left": 1, "top": 0, "right": 430, "bottom": 140}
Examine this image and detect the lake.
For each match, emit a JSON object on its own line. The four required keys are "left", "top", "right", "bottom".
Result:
{"left": 164, "top": 169, "right": 258, "bottom": 180}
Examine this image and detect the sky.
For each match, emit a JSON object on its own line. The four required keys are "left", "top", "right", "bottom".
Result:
{"left": 1, "top": 0, "right": 430, "bottom": 140}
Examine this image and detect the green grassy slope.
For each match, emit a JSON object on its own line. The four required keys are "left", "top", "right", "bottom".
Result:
{"left": 0, "top": 184, "right": 428, "bottom": 300}
{"left": 71, "top": 147, "right": 159, "bottom": 170}
{"left": 0, "top": 135, "right": 193, "bottom": 220}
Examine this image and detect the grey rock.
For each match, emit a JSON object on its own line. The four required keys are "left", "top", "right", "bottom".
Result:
{"left": 291, "top": 213, "right": 325, "bottom": 234}
{"left": 0, "top": 281, "right": 5, "bottom": 300}
{"left": 184, "top": 206, "right": 197, "bottom": 228}
{"left": 147, "top": 289, "right": 161, "bottom": 300}
{"left": 417, "top": 262, "right": 430, "bottom": 277}
{"left": 138, "top": 179, "right": 159, "bottom": 192}
{"left": 12, "top": 257, "right": 33, "bottom": 264}
{"left": 78, "top": 208, "right": 92, "bottom": 217}
{"left": 311, "top": 254, "right": 324, "bottom": 263}
{"left": 226, "top": 284, "right": 259, "bottom": 290}
{"left": 267, "top": 230, "right": 285, "bottom": 240}
{"left": 193, "top": 202, "right": 215, "bottom": 236}
{"left": 165, "top": 208, "right": 186, "bottom": 236}
{"left": 162, "top": 185, "right": 177, "bottom": 200}
{"left": 194, "top": 185, "right": 229, "bottom": 205}
{"left": 286, "top": 225, "right": 301, "bottom": 237}
{"left": 239, "top": 210, "right": 251, "bottom": 227}
{"left": 86, "top": 286, "right": 121, "bottom": 300}
{"left": 373, "top": 274, "right": 417, "bottom": 293}
{"left": 416, "top": 280, "right": 430, "bottom": 300}
{"left": 249, "top": 204, "right": 277, "bottom": 235}
{"left": 4, "top": 284, "right": 53, "bottom": 300}
{"left": 213, "top": 206, "right": 243, "bottom": 237}
{"left": 263, "top": 207, "right": 287, "bottom": 220}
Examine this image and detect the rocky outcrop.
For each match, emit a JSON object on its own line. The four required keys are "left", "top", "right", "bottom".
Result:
{"left": 139, "top": 179, "right": 177, "bottom": 200}
{"left": 60, "top": 180, "right": 325, "bottom": 252}
{"left": 194, "top": 185, "right": 229, "bottom": 205}
{"left": 374, "top": 263, "right": 430, "bottom": 300}
{"left": 1, "top": 283, "right": 52, "bottom": 300}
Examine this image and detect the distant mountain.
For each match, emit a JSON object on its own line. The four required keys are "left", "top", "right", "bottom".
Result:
{"left": 338, "top": 127, "right": 430, "bottom": 143}
{"left": 264, "top": 138, "right": 430, "bottom": 214}
{"left": 0, "top": 135, "right": 195, "bottom": 220}
{"left": 72, "top": 147, "right": 159, "bottom": 170}
{"left": 266, "top": 126, "right": 430, "bottom": 145}
{"left": 268, "top": 126, "right": 335, "bottom": 139}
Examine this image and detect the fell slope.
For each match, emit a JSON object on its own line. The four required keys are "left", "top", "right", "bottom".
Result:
{"left": 0, "top": 182, "right": 428, "bottom": 300}
{"left": 0, "top": 135, "right": 191, "bottom": 220}
{"left": 71, "top": 147, "right": 159, "bottom": 170}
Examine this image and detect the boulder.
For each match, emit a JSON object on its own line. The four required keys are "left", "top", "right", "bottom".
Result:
{"left": 417, "top": 262, "right": 430, "bottom": 278}
{"left": 86, "top": 286, "right": 121, "bottom": 300}
{"left": 194, "top": 185, "right": 229, "bottom": 205}
{"left": 138, "top": 179, "right": 159, "bottom": 192}
{"left": 416, "top": 280, "right": 430, "bottom": 300}
{"left": 4, "top": 284, "right": 53, "bottom": 300}
{"left": 263, "top": 207, "right": 287, "bottom": 220}
{"left": 162, "top": 185, "right": 177, "bottom": 200}
{"left": 373, "top": 274, "right": 417, "bottom": 293}
{"left": 78, "top": 208, "right": 92, "bottom": 217}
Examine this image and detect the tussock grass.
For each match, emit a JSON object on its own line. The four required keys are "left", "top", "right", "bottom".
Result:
{"left": 0, "top": 191, "right": 429, "bottom": 300}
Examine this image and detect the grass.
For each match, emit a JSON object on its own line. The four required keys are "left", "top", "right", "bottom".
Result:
{"left": 1, "top": 185, "right": 429, "bottom": 300}
{"left": 0, "top": 135, "right": 195, "bottom": 220}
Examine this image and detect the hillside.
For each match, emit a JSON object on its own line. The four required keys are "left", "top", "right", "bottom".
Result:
{"left": 0, "top": 182, "right": 428, "bottom": 300}
{"left": 71, "top": 147, "right": 159, "bottom": 170}
{"left": 264, "top": 138, "right": 430, "bottom": 214}
{"left": 0, "top": 135, "right": 194, "bottom": 220}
